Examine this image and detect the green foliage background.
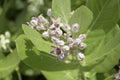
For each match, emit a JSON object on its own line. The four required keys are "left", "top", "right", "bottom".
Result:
{"left": 0, "top": 0, "right": 120, "bottom": 80}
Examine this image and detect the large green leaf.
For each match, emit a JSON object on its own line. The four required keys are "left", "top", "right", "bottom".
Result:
{"left": 0, "top": 51, "right": 20, "bottom": 78}
{"left": 90, "top": 28, "right": 120, "bottom": 72}
{"left": 52, "top": 0, "right": 71, "bottom": 23}
{"left": 16, "top": 35, "right": 78, "bottom": 71}
{"left": 82, "top": 0, "right": 120, "bottom": 72}
{"left": 42, "top": 69, "right": 79, "bottom": 80}
{"left": 86, "top": 0, "right": 119, "bottom": 34}
{"left": 22, "top": 24, "right": 52, "bottom": 53}
{"left": 69, "top": 5, "right": 93, "bottom": 34}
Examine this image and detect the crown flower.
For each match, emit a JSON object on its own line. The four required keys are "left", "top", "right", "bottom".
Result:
{"left": 27, "top": 8, "right": 87, "bottom": 62}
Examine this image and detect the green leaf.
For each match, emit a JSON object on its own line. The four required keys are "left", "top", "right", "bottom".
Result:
{"left": 0, "top": 51, "right": 20, "bottom": 78}
{"left": 16, "top": 35, "right": 78, "bottom": 71}
{"left": 86, "top": 0, "right": 120, "bottom": 35}
{"left": 22, "top": 24, "right": 52, "bottom": 53}
{"left": 69, "top": 5, "right": 93, "bottom": 34}
{"left": 84, "top": 25, "right": 120, "bottom": 72}
{"left": 42, "top": 69, "right": 79, "bottom": 80}
{"left": 82, "top": 0, "right": 120, "bottom": 72}
{"left": 52, "top": 0, "right": 71, "bottom": 23}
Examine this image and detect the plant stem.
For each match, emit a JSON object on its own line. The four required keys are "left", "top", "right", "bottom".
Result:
{"left": 16, "top": 67, "right": 22, "bottom": 80}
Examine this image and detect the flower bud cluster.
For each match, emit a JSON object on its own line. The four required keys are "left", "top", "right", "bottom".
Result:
{"left": 27, "top": 9, "right": 87, "bottom": 61}
{"left": 0, "top": 31, "right": 11, "bottom": 50}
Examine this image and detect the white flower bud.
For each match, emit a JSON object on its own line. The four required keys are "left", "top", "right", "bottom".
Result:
{"left": 51, "top": 17, "right": 61, "bottom": 27}
{"left": 67, "top": 37, "right": 73, "bottom": 44}
{"left": 47, "top": 8, "right": 52, "bottom": 17}
{"left": 66, "top": 31, "right": 72, "bottom": 37}
{"left": 38, "top": 15, "right": 49, "bottom": 25}
{"left": 36, "top": 25, "right": 46, "bottom": 31}
{"left": 30, "top": 18, "right": 38, "bottom": 27}
{"left": 79, "top": 42, "right": 87, "bottom": 50}
{"left": 5, "top": 31, "right": 11, "bottom": 38}
{"left": 63, "top": 24, "right": 71, "bottom": 31}
{"left": 72, "top": 23, "right": 80, "bottom": 33}
{"left": 73, "top": 38, "right": 81, "bottom": 46}
{"left": 77, "top": 53, "right": 85, "bottom": 60}
{"left": 56, "top": 40, "right": 65, "bottom": 46}
{"left": 63, "top": 45, "right": 70, "bottom": 52}
{"left": 0, "top": 33, "right": 10, "bottom": 50}
{"left": 42, "top": 31, "right": 49, "bottom": 39}
{"left": 51, "top": 36, "right": 59, "bottom": 43}
{"left": 79, "top": 34, "right": 87, "bottom": 40}
{"left": 55, "top": 28, "right": 63, "bottom": 37}
{"left": 49, "top": 24, "right": 55, "bottom": 29}
{"left": 56, "top": 54, "right": 66, "bottom": 61}
{"left": 48, "top": 30, "right": 55, "bottom": 35}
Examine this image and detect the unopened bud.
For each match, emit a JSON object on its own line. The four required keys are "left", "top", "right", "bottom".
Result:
{"left": 67, "top": 37, "right": 73, "bottom": 44}
{"left": 79, "top": 34, "right": 87, "bottom": 40}
{"left": 77, "top": 53, "right": 85, "bottom": 61}
{"left": 79, "top": 42, "right": 87, "bottom": 50}
{"left": 57, "top": 40, "right": 65, "bottom": 46}
{"left": 55, "top": 28, "right": 63, "bottom": 37}
{"left": 63, "top": 45, "right": 69, "bottom": 52}
{"left": 63, "top": 24, "right": 71, "bottom": 31}
{"left": 72, "top": 23, "right": 80, "bottom": 33}
{"left": 47, "top": 8, "right": 52, "bottom": 17}
{"left": 42, "top": 31, "right": 49, "bottom": 39}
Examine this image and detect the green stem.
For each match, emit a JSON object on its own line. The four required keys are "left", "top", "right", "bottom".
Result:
{"left": 8, "top": 47, "right": 22, "bottom": 80}
{"left": 16, "top": 67, "right": 22, "bottom": 80}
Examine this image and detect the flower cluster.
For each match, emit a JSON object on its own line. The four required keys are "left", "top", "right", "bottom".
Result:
{"left": 27, "top": 9, "right": 87, "bottom": 61}
{"left": 0, "top": 31, "right": 11, "bottom": 50}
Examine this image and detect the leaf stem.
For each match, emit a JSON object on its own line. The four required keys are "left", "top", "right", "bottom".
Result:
{"left": 15, "top": 67, "right": 22, "bottom": 80}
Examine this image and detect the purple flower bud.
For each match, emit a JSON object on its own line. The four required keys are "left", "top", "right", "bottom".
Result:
{"left": 72, "top": 23, "right": 80, "bottom": 33}
{"left": 47, "top": 8, "right": 52, "bottom": 17}
{"left": 77, "top": 53, "right": 85, "bottom": 61}
{"left": 56, "top": 47, "right": 61, "bottom": 55}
